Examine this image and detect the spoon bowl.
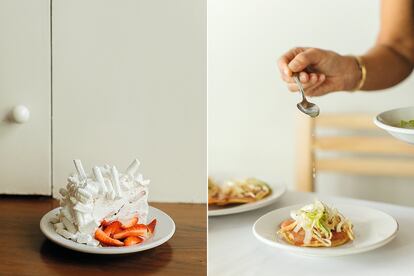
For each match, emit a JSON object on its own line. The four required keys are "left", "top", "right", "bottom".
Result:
{"left": 297, "top": 101, "right": 320, "bottom": 118}
{"left": 293, "top": 75, "right": 320, "bottom": 117}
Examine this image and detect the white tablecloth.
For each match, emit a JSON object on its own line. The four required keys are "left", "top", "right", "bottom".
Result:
{"left": 208, "top": 191, "right": 414, "bottom": 276}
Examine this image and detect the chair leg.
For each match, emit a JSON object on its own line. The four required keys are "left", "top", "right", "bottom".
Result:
{"left": 295, "top": 113, "right": 315, "bottom": 192}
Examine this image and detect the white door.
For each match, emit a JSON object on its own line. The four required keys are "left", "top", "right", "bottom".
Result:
{"left": 0, "top": 0, "right": 51, "bottom": 195}
{"left": 52, "top": 0, "right": 206, "bottom": 202}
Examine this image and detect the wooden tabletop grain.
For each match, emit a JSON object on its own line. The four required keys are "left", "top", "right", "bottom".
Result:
{"left": 0, "top": 196, "right": 206, "bottom": 276}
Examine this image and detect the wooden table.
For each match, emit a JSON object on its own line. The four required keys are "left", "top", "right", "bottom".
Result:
{"left": 0, "top": 196, "right": 206, "bottom": 276}
{"left": 209, "top": 191, "right": 414, "bottom": 276}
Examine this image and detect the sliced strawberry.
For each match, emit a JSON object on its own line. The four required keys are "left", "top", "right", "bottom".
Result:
{"left": 147, "top": 219, "right": 157, "bottom": 234}
{"left": 103, "top": 221, "right": 122, "bottom": 237}
{"left": 100, "top": 219, "right": 111, "bottom": 227}
{"left": 95, "top": 228, "right": 124, "bottom": 246}
{"left": 113, "top": 224, "right": 148, "bottom": 240}
{"left": 121, "top": 216, "right": 138, "bottom": 228}
{"left": 124, "top": 236, "right": 143, "bottom": 246}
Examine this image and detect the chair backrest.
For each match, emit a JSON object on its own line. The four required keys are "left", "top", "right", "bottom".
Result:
{"left": 295, "top": 112, "right": 414, "bottom": 192}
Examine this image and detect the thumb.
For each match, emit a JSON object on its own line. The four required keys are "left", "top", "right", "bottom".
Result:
{"left": 288, "top": 48, "right": 322, "bottom": 72}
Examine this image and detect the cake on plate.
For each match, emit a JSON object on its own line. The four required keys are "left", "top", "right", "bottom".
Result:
{"left": 50, "top": 159, "right": 156, "bottom": 247}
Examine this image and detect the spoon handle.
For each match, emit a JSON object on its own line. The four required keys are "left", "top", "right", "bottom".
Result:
{"left": 293, "top": 75, "right": 306, "bottom": 101}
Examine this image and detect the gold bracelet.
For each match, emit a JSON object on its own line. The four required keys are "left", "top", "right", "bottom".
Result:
{"left": 352, "top": 55, "right": 366, "bottom": 91}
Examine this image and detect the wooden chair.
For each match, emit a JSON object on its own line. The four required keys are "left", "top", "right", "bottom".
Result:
{"left": 295, "top": 112, "right": 414, "bottom": 192}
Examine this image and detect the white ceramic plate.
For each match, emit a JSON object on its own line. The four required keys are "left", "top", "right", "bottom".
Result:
{"left": 40, "top": 206, "right": 175, "bottom": 254}
{"left": 374, "top": 106, "right": 414, "bottom": 144}
{"left": 208, "top": 184, "right": 286, "bottom": 217}
{"left": 253, "top": 203, "right": 398, "bottom": 257}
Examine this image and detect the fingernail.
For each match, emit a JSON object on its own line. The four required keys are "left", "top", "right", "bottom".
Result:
{"left": 300, "top": 75, "right": 307, "bottom": 82}
{"left": 284, "top": 68, "right": 290, "bottom": 76}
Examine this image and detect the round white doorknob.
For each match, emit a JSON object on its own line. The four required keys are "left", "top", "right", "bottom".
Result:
{"left": 12, "top": 105, "right": 30, "bottom": 123}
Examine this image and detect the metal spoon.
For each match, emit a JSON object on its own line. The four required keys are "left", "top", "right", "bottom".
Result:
{"left": 293, "top": 74, "right": 320, "bottom": 117}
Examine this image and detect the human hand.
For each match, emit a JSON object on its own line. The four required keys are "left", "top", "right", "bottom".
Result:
{"left": 278, "top": 47, "right": 361, "bottom": 96}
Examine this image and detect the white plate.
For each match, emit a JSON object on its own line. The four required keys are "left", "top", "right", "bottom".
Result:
{"left": 40, "top": 206, "right": 175, "bottom": 254}
{"left": 374, "top": 106, "right": 414, "bottom": 144}
{"left": 208, "top": 184, "right": 286, "bottom": 217}
{"left": 253, "top": 203, "right": 398, "bottom": 257}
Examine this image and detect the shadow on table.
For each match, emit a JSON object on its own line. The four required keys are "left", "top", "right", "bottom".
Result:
{"left": 39, "top": 239, "right": 173, "bottom": 273}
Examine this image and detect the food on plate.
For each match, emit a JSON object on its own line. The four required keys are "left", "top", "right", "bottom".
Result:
{"left": 277, "top": 200, "right": 354, "bottom": 247}
{"left": 50, "top": 159, "right": 156, "bottom": 247}
{"left": 208, "top": 177, "right": 271, "bottom": 206}
{"left": 208, "top": 177, "right": 222, "bottom": 204}
{"left": 400, "top": 120, "right": 414, "bottom": 128}
{"left": 94, "top": 218, "right": 156, "bottom": 247}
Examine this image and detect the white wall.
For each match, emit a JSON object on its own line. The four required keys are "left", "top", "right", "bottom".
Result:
{"left": 52, "top": 0, "right": 206, "bottom": 203}
{"left": 208, "top": 0, "right": 414, "bottom": 206}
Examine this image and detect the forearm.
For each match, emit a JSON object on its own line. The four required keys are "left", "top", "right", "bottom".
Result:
{"left": 357, "top": 0, "right": 414, "bottom": 91}
{"left": 360, "top": 44, "right": 413, "bottom": 90}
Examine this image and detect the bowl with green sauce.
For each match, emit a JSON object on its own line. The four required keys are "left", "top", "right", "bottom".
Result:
{"left": 374, "top": 106, "right": 414, "bottom": 144}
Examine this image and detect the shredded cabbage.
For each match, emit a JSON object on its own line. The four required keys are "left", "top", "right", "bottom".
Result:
{"left": 287, "top": 200, "right": 353, "bottom": 246}
{"left": 400, "top": 120, "right": 414, "bottom": 129}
